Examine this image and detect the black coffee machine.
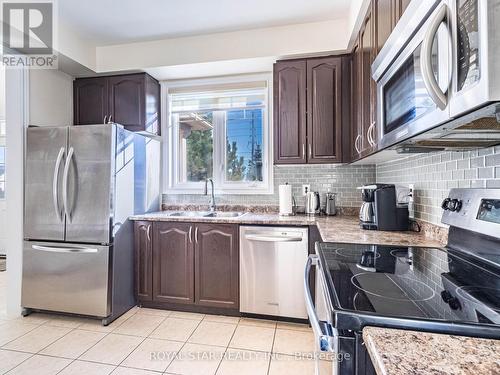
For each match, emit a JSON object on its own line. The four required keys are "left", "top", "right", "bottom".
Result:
{"left": 358, "top": 184, "right": 409, "bottom": 230}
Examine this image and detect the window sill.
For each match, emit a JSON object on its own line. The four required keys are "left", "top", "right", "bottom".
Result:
{"left": 164, "top": 186, "right": 274, "bottom": 195}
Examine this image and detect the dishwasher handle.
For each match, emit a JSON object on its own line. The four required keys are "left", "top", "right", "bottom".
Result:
{"left": 244, "top": 234, "right": 303, "bottom": 242}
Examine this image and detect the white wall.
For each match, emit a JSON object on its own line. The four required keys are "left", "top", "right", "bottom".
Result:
{"left": 0, "top": 66, "right": 5, "bottom": 255}
{"left": 96, "top": 19, "right": 349, "bottom": 73}
{"left": 29, "top": 69, "right": 74, "bottom": 126}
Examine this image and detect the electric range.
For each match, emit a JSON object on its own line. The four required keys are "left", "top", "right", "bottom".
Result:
{"left": 305, "top": 188, "right": 500, "bottom": 375}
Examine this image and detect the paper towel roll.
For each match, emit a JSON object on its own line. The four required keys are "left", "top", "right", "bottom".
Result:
{"left": 279, "top": 184, "right": 293, "bottom": 216}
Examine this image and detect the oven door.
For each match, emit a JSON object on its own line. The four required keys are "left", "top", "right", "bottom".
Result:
{"left": 377, "top": 2, "right": 452, "bottom": 150}
{"left": 305, "top": 255, "right": 357, "bottom": 375}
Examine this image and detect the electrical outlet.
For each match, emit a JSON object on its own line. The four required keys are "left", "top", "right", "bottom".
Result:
{"left": 408, "top": 184, "right": 415, "bottom": 219}
{"left": 408, "top": 184, "right": 414, "bottom": 202}
{"left": 302, "top": 184, "right": 310, "bottom": 196}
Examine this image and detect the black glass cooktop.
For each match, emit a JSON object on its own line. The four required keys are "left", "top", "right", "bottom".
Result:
{"left": 317, "top": 242, "right": 500, "bottom": 326}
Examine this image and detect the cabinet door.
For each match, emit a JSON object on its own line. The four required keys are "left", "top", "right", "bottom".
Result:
{"left": 374, "top": 0, "right": 396, "bottom": 54}
{"left": 195, "top": 224, "right": 239, "bottom": 309}
{"left": 153, "top": 222, "right": 195, "bottom": 304}
{"left": 306, "top": 57, "right": 343, "bottom": 163}
{"left": 351, "top": 41, "right": 363, "bottom": 161}
{"left": 134, "top": 221, "right": 153, "bottom": 302}
{"left": 360, "top": 8, "right": 376, "bottom": 155}
{"left": 108, "top": 74, "right": 145, "bottom": 132}
{"left": 73, "top": 77, "right": 108, "bottom": 125}
{"left": 273, "top": 60, "right": 307, "bottom": 164}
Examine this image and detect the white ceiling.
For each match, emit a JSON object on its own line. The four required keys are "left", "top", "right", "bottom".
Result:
{"left": 59, "top": 0, "right": 351, "bottom": 46}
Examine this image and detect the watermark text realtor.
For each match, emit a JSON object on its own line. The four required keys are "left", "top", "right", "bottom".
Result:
{"left": 1, "top": 0, "right": 58, "bottom": 68}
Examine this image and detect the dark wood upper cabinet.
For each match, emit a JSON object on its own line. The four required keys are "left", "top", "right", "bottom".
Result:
{"left": 73, "top": 77, "right": 109, "bottom": 125}
{"left": 108, "top": 74, "right": 145, "bottom": 131}
{"left": 152, "top": 222, "right": 195, "bottom": 305}
{"left": 274, "top": 57, "right": 345, "bottom": 164}
{"left": 273, "top": 60, "right": 307, "bottom": 164}
{"left": 74, "top": 73, "right": 160, "bottom": 135}
{"left": 134, "top": 221, "right": 153, "bottom": 302}
{"left": 195, "top": 224, "right": 239, "bottom": 309}
{"left": 359, "top": 9, "right": 375, "bottom": 156}
{"left": 374, "top": 0, "right": 396, "bottom": 54}
{"left": 351, "top": 41, "right": 363, "bottom": 161}
{"left": 306, "top": 57, "right": 343, "bottom": 164}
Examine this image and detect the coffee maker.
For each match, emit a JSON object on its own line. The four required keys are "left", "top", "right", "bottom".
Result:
{"left": 358, "top": 184, "right": 409, "bottom": 230}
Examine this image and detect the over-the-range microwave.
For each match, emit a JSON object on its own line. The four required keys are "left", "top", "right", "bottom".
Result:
{"left": 372, "top": 0, "right": 500, "bottom": 152}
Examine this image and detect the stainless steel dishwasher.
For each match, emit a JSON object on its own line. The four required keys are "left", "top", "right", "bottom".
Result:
{"left": 240, "top": 226, "right": 308, "bottom": 319}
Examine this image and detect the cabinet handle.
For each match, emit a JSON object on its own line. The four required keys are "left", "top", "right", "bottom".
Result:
{"left": 368, "top": 122, "right": 376, "bottom": 146}
{"left": 147, "top": 225, "right": 151, "bottom": 242}
{"left": 103, "top": 115, "right": 108, "bottom": 124}
{"left": 308, "top": 144, "right": 312, "bottom": 160}
{"left": 188, "top": 226, "right": 193, "bottom": 243}
{"left": 302, "top": 144, "right": 306, "bottom": 160}
{"left": 195, "top": 227, "right": 199, "bottom": 244}
{"left": 355, "top": 135, "right": 361, "bottom": 154}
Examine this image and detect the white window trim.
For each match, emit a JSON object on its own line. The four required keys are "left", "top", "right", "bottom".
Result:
{"left": 161, "top": 73, "right": 274, "bottom": 195}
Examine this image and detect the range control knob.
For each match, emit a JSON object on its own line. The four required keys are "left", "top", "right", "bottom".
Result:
{"left": 448, "top": 199, "right": 463, "bottom": 212}
{"left": 441, "top": 290, "right": 462, "bottom": 311}
{"left": 441, "top": 198, "right": 451, "bottom": 210}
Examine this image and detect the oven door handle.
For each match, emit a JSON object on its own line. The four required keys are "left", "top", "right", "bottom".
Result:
{"left": 420, "top": 3, "right": 449, "bottom": 110}
{"left": 304, "top": 255, "right": 338, "bottom": 354}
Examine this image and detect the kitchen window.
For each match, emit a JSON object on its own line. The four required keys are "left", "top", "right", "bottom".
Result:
{"left": 163, "top": 75, "right": 273, "bottom": 194}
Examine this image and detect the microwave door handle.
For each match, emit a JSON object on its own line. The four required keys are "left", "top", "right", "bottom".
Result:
{"left": 304, "top": 255, "right": 338, "bottom": 356}
{"left": 421, "top": 3, "right": 448, "bottom": 110}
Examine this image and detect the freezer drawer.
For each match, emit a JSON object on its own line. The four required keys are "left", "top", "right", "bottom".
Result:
{"left": 240, "top": 226, "right": 308, "bottom": 319}
{"left": 21, "top": 241, "right": 111, "bottom": 317}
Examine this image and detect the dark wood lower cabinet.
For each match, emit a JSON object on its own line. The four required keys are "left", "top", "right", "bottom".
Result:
{"left": 152, "top": 222, "right": 195, "bottom": 305}
{"left": 135, "top": 221, "right": 239, "bottom": 313}
{"left": 195, "top": 224, "right": 239, "bottom": 309}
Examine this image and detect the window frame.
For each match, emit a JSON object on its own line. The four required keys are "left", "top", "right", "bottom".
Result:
{"left": 162, "top": 74, "right": 274, "bottom": 195}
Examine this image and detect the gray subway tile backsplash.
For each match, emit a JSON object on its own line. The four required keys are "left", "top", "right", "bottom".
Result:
{"left": 163, "top": 146, "right": 500, "bottom": 227}
{"left": 163, "top": 164, "right": 377, "bottom": 208}
{"left": 376, "top": 145, "right": 500, "bottom": 226}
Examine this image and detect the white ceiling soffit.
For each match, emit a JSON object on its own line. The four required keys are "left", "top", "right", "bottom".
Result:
{"left": 59, "top": 0, "right": 351, "bottom": 46}
{"left": 145, "top": 57, "right": 276, "bottom": 81}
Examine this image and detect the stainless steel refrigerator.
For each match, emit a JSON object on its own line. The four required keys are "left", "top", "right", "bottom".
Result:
{"left": 22, "top": 124, "right": 160, "bottom": 325}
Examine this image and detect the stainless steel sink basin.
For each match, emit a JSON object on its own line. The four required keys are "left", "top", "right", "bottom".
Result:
{"left": 168, "top": 211, "right": 212, "bottom": 217}
{"left": 167, "top": 211, "right": 246, "bottom": 218}
{"left": 204, "top": 212, "right": 246, "bottom": 218}
{"left": 168, "top": 211, "right": 245, "bottom": 218}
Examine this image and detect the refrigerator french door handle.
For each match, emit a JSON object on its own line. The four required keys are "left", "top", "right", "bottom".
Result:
{"left": 304, "top": 255, "right": 338, "bottom": 357}
{"left": 52, "top": 147, "right": 65, "bottom": 222}
{"left": 421, "top": 3, "right": 449, "bottom": 110}
{"left": 62, "top": 147, "right": 74, "bottom": 222}
{"left": 32, "top": 244, "right": 98, "bottom": 253}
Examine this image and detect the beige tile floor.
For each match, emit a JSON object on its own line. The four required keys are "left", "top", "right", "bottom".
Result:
{"left": 0, "top": 279, "right": 327, "bottom": 375}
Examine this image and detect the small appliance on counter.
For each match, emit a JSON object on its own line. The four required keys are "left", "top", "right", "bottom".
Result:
{"left": 305, "top": 191, "right": 321, "bottom": 216}
{"left": 358, "top": 184, "right": 409, "bottom": 230}
{"left": 324, "top": 191, "right": 337, "bottom": 216}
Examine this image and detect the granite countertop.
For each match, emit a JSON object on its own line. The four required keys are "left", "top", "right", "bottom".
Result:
{"left": 130, "top": 211, "right": 445, "bottom": 247}
{"left": 363, "top": 327, "right": 500, "bottom": 375}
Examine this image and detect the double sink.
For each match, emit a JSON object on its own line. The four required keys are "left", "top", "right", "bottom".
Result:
{"left": 167, "top": 211, "right": 247, "bottom": 218}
